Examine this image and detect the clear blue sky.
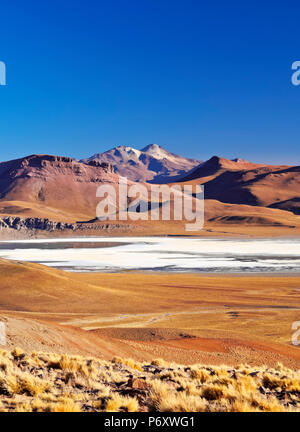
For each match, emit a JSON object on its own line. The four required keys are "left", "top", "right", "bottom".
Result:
{"left": 0, "top": 0, "right": 299, "bottom": 164}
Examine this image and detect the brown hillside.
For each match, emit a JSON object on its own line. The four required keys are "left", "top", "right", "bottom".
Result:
{"left": 0, "top": 155, "right": 121, "bottom": 222}
{"left": 180, "top": 156, "right": 300, "bottom": 214}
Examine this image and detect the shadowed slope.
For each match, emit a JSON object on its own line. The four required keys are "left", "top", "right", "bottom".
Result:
{"left": 181, "top": 156, "right": 300, "bottom": 213}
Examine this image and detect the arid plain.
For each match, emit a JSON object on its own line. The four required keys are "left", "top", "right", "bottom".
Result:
{"left": 1, "top": 258, "right": 300, "bottom": 370}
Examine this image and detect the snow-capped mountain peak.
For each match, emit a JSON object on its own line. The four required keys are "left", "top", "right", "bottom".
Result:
{"left": 82, "top": 144, "right": 201, "bottom": 183}
{"left": 141, "top": 144, "right": 167, "bottom": 160}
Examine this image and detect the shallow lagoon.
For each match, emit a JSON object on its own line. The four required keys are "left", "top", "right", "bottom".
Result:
{"left": 0, "top": 237, "right": 299, "bottom": 273}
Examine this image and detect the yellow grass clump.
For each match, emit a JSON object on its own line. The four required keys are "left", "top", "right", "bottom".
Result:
{"left": 0, "top": 349, "right": 299, "bottom": 412}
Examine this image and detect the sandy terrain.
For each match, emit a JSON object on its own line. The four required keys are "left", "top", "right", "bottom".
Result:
{"left": 0, "top": 258, "right": 299, "bottom": 368}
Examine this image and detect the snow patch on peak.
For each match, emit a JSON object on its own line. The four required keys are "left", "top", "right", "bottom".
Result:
{"left": 114, "top": 146, "right": 141, "bottom": 159}
{"left": 141, "top": 144, "right": 167, "bottom": 160}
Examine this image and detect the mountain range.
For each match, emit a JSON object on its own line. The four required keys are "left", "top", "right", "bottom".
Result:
{"left": 0, "top": 145, "right": 299, "bottom": 235}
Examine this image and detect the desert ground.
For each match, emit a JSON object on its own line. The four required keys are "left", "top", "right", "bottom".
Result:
{"left": 1, "top": 258, "right": 300, "bottom": 370}
{"left": 0, "top": 257, "right": 300, "bottom": 412}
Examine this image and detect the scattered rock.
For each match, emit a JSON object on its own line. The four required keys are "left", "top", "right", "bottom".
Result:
{"left": 127, "top": 378, "right": 149, "bottom": 390}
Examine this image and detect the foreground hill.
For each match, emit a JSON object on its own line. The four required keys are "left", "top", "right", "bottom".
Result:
{"left": 82, "top": 144, "right": 200, "bottom": 183}
{"left": 0, "top": 348, "right": 299, "bottom": 412}
{"left": 1, "top": 259, "right": 300, "bottom": 368}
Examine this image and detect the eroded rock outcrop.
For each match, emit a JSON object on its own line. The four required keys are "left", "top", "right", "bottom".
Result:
{"left": 0, "top": 216, "right": 134, "bottom": 235}
{"left": 0, "top": 217, "right": 77, "bottom": 232}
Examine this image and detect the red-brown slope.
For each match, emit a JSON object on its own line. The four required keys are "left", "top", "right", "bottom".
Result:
{"left": 0, "top": 155, "right": 121, "bottom": 221}
{"left": 180, "top": 156, "right": 300, "bottom": 213}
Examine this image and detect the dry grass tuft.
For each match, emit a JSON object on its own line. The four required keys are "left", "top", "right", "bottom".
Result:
{"left": 0, "top": 349, "right": 299, "bottom": 412}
